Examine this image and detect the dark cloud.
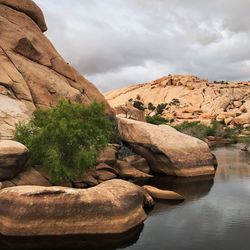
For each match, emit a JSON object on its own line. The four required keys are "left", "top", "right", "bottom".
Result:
{"left": 34, "top": 0, "right": 250, "bottom": 92}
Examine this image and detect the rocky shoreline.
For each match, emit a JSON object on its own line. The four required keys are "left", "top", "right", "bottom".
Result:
{"left": 0, "top": 0, "right": 218, "bottom": 238}
{"left": 0, "top": 117, "right": 218, "bottom": 236}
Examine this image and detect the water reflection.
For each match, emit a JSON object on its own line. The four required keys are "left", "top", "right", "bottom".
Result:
{"left": 213, "top": 145, "right": 250, "bottom": 180}
{"left": 1, "top": 145, "right": 250, "bottom": 250}
{"left": 0, "top": 224, "right": 144, "bottom": 250}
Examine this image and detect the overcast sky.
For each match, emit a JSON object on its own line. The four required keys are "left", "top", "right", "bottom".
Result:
{"left": 34, "top": 0, "right": 250, "bottom": 92}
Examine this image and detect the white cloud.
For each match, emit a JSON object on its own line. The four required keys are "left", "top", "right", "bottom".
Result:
{"left": 34, "top": 0, "right": 250, "bottom": 92}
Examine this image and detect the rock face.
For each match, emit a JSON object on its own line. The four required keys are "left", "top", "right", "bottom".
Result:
{"left": 115, "top": 160, "right": 153, "bottom": 179}
{"left": 10, "top": 167, "right": 51, "bottom": 186}
{"left": 0, "top": 179, "right": 149, "bottom": 236}
{"left": 0, "top": 0, "right": 111, "bottom": 139}
{"left": 117, "top": 118, "right": 216, "bottom": 177}
{"left": 0, "top": 140, "right": 28, "bottom": 181}
{"left": 106, "top": 75, "right": 250, "bottom": 125}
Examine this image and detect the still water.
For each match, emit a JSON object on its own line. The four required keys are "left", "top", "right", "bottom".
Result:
{"left": 1, "top": 145, "right": 250, "bottom": 250}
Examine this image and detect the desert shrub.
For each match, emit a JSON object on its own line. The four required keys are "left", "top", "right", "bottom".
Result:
{"left": 148, "top": 102, "right": 156, "bottom": 111}
{"left": 170, "top": 98, "right": 180, "bottom": 106}
{"left": 174, "top": 122, "right": 209, "bottom": 139}
{"left": 146, "top": 115, "right": 169, "bottom": 125}
{"left": 14, "top": 99, "right": 114, "bottom": 183}
{"left": 133, "top": 100, "right": 145, "bottom": 111}
{"left": 156, "top": 103, "right": 167, "bottom": 115}
{"left": 174, "top": 120, "right": 238, "bottom": 139}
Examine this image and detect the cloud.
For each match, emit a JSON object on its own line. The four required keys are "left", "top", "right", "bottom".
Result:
{"left": 34, "top": 0, "right": 250, "bottom": 92}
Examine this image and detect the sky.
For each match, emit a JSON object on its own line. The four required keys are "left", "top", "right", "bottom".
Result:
{"left": 34, "top": 0, "right": 250, "bottom": 92}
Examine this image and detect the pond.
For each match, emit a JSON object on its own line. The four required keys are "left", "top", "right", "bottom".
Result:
{"left": 1, "top": 145, "right": 250, "bottom": 250}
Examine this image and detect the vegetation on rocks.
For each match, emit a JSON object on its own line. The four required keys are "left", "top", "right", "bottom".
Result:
{"left": 174, "top": 121, "right": 239, "bottom": 140}
{"left": 14, "top": 100, "right": 114, "bottom": 183}
{"left": 146, "top": 115, "right": 169, "bottom": 125}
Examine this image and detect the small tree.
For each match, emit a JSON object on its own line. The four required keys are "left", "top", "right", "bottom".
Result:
{"left": 14, "top": 99, "right": 113, "bottom": 183}
{"left": 148, "top": 102, "right": 156, "bottom": 111}
{"left": 133, "top": 100, "right": 145, "bottom": 111}
{"left": 156, "top": 103, "right": 167, "bottom": 115}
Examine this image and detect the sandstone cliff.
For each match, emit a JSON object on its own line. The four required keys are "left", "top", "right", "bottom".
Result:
{"left": 0, "top": 0, "right": 110, "bottom": 139}
{"left": 106, "top": 75, "right": 250, "bottom": 125}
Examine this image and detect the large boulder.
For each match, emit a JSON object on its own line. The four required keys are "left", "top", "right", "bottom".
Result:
{"left": 0, "top": 140, "right": 28, "bottom": 181}
{"left": 117, "top": 118, "right": 216, "bottom": 177}
{"left": 0, "top": 0, "right": 47, "bottom": 31}
{"left": 232, "top": 112, "right": 250, "bottom": 125}
{"left": 0, "top": 0, "right": 111, "bottom": 139}
{"left": 0, "top": 179, "right": 150, "bottom": 236}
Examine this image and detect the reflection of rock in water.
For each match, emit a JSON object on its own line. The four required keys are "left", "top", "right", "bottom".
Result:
{"left": 146, "top": 175, "right": 214, "bottom": 201}
{"left": 212, "top": 145, "right": 250, "bottom": 181}
{"left": 0, "top": 224, "right": 144, "bottom": 250}
{"left": 140, "top": 175, "right": 214, "bottom": 215}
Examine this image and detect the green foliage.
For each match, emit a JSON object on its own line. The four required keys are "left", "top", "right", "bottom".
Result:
{"left": 156, "top": 103, "right": 168, "bottom": 115}
{"left": 175, "top": 121, "right": 239, "bottom": 139}
{"left": 174, "top": 122, "right": 209, "bottom": 139}
{"left": 174, "top": 120, "right": 238, "bottom": 140}
{"left": 15, "top": 100, "right": 113, "bottom": 183}
{"left": 146, "top": 115, "right": 169, "bottom": 125}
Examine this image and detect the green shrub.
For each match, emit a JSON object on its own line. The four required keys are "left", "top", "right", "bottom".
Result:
{"left": 174, "top": 122, "right": 209, "bottom": 139}
{"left": 14, "top": 99, "right": 114, "bottom": 183}
{"left": 174, "top": 120, "right": 238, "bottom": 139}
{"left": 146, "top": 115, "right": 169, "bottom": 125}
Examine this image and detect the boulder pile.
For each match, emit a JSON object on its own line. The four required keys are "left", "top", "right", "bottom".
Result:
{"left": 106, "top": 75, "right": 250, "bottom": 127}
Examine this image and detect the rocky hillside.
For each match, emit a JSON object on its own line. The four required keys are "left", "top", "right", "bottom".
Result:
{"left": 106, "top": 75, "right": 250, "bottom": 126}
{"left": 0, "top": 0, "right": 110, "bottom": 139}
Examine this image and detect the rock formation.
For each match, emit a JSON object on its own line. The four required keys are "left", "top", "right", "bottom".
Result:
{"left": 0, "top": 140, "right": 28, "bottom": 180}
{"left": 0, "top": 179, "right": 149, "bottom": 236}
{"left": 0, "top": 0, "right": 111, "bottom": 139}
{"left": 106, "top": 75, "right": 250, "bottom": 126}
{"left": 143, "top": 185, "right": 184, "bottom": 200}
{"left": 117, "top": 117, "right": 217, "bottom": 177}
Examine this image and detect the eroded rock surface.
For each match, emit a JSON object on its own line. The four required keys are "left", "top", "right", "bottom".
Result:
{"left": 0, "top": 179, "right": 149, "bottom": 236}
{"left": 0, "top": 140, "right": 28, "bottom": 181}
{"left": 0, "top": 0, "right": 111, "bottom": 139}
{"left": 117, "top": 118, "right": 216, "bottom": 177}
{"left": 106, "top": 75, "right": 250, "bottom": 125}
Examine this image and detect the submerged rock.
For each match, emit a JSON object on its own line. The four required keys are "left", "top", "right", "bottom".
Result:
{"left": 117, "top": 118, "right": 216, "bottom": 177}
{"left": 143, "top": 185, "right": 184, "bottom": 200}
{"left": 0, "top": 140, "right": 28, "bottom": 181}
{"left": 0, "top": 179, "right": 150, "bottom": 236}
